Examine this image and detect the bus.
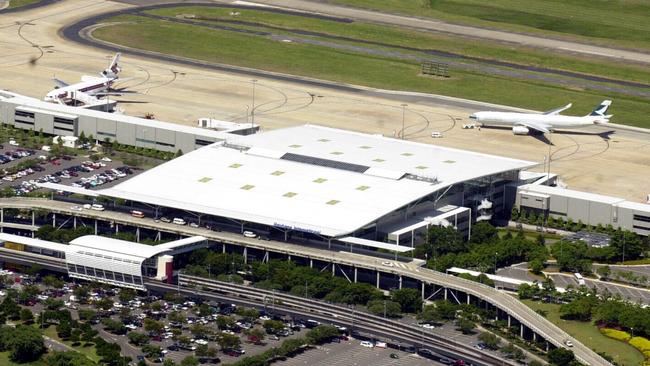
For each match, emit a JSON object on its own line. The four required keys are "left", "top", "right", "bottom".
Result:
{"left": 574, "top": 273, "right": 586, "bottom": 286}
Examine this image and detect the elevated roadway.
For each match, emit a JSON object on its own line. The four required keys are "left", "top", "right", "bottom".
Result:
{"left": 0, "top": 197, "right": 610, "bottom": 365}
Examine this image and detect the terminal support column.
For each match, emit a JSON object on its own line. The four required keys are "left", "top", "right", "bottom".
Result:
{"left": 243, "top": 247, "right": 248, "bottom": 264}
{"left": 73, "top": 216, "right": 77, "bottom": 229}
{"left": 94, "top": 219, "right": 97, "bottom": 235}
{"left": 32, "top": 211, "right": 35, "bottom": 227}
{"left": 376, "top": 271, "right": 380, "bottom": 288}
{"left": 52, "top": 213, "right": 56, "bottom": 227}
{"left": 1, "top": 208, "right": 3, "bottom": 233}
{"left": 398, "top": 275, "right": 402, "bottom": 289}
{"left": 136, "top": 227, "right": 140, "bottom": 242}
{"left": 354, "top": 267, "right": 357, "bottom": 283}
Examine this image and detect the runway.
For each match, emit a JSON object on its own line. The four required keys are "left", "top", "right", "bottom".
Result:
{"left": 0, "top": 0, "right": 648, "bottom": 202}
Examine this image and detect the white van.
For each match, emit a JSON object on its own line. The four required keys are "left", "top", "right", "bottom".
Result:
{"left": 574, "top": 273, "right": 586, "bottom": 286}
{"left": 91, "top": 204, "right": 105, "bottom": 211}
{"left": 431, "top": 131, "right": 443, "bottom": 138}
{"left": 172, "top": 218, "right": 186, "bottom": 225}
{"left": 243, "top": 230, "right": 257, "bottom": 238}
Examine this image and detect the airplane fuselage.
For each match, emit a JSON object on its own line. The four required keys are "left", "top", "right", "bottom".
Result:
{"left": 44, "top": 77, "right": 114, "bottom": 103}
{"left": 472, "top": 112, "right": 604, "bottom": 130}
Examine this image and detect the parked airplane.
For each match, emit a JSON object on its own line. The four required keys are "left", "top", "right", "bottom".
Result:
{"left": 44, "top": 53, "right": 123, "bottom": 107}
{"left": 469, "top": 100, "right": 612, "bottom": 135}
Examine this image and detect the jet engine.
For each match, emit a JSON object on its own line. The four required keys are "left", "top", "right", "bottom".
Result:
{"left": 512, "top": 126, "right": 530, "bottom": 135}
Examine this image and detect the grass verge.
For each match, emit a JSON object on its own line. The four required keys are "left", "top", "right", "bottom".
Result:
{"left": 0, "top": 352, "right": 46, "bottom": 366}
{"left": 93, "top": 15, "right": 650, "bottom": 128}
{"left": 522, "top": 300, "right": 644, "bottom": 366}
{"left": 43, "top": 325, "right": 101, "bottom": 363}
{"left": 7, "top": 0, "right": 40, "bottom": 9}
{"left": 326, "top": 0, "right": 650, "bottom": 51}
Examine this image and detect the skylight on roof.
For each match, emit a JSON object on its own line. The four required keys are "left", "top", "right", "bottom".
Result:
{"left": 289, "top": 144, "right": 302, "bottom": 148}
{"left": 198, "top": 177, "right": 212, "bottom": 183}
{"left": 283, "top": 192, "right": 297, "bottom": 198}
{"left": 326, "top": 200, "right": 340, "bottom": 205}
{"left": 415, "top": 165, "right": 428, "bottom": 170}
{"left": 356, "top": 185, "right": 370, "bottom": 191}
{"left": 401, "top": 152, "right": 414, "bottom": 156}
{"left": 313, "top": 178, "right": 327, "bottom": 183}
{"left": 229, "top": 163, "right": 242, "bottom": 168}
{"left": 359, "top": 145, "right": 372, "bottom": 149}
{"left": 330, "top": 151, "right": 344, "bottom": 155}
{"left": 372, "top": 158, "right": 385, "bottom": 162}
{"left": 318, "top": 138, "right": 330, "bottom": 142}
{"left": 443, "top": 160, "right": 456, "bottom": 164}
{"left": 240, "top": 184, "right": 255, "bottom": 190}
{"left": 271, "top": 170, "right": 285, "bottom": 176}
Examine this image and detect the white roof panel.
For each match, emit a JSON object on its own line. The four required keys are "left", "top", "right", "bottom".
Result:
{"left": 0, "top": 233, "right": 67, "bottom": 252}
{"left": 520, "top": 184, "right": 625, "bottom": 205}
{"left": 339, "top": 236, "right": 413, "bottom": 252}
{"left": 69, "top": 235, "right": 170, "bottom": 261}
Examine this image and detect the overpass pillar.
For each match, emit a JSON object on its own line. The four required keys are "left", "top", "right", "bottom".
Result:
{"left": 444, "top": 288, "right": 448, "bottom": 301}
{"left": 507, "top": 315, "right": 511, "bottom": 328}
{"left": 1, "top": 208, "right": 3, "bottom": 233}
{"left": 533, "top": 332, "right": 537, "bottom": 342}
{"left": 376, "top": 271, "right": 380, "bottom": 289}
{"left": 332, "top": 263, "right": 335, "bottom": 276}
{"left": 32, "top": 211, "right": 35, "bottom": 227}
{"left": 136, "top": 228, "right": 140, "bottom": 242}
{"left": 354, "top": 267, "right": 357, "bottom": 283}
{"left": 73, "top": 216, "right": 77, "bottom": 229}
{"left": 243, "top": 247, "right": 248, "bottom": 264}
{"left": 288, "top": 255, "right": 291, "bottom": 262}
{"left": 94, "top": 219, "right": 97, "bottom": 235}
{"left": 52, "top": 213, "right": 56, "bottom": 227}
{"left": 222, "top": 244, "right": 226, "bottom": 253}
{"left": 520, "top": 324, "right": 524, "bottom": 338}
{"left": 467, "top": 294, "right": 470, "bottom": 304}
{"left": 115, "top": 223, "right": 119, "bottom": 234}
{"left": 421, "top": 282, "right": 425, "bottom": 300}
{"left": 398, "top": 275, "right": 402, "bottom": 289}
{"left": 309, "top": 259, "right": 313, "bottom": 268}
{"left": 545, "top": 341, "right": 549, "bottom": 351}
{"left": 284, "top": 231, "right": 288, "bottom": 241}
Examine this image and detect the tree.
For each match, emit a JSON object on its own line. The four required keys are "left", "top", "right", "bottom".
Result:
{"left": 391, "top": 288, "right": 422, "bottom": 313}
{"left": 597, "top": 265, "right": 611, "bottom": 280}
{"left": 470, "top": 222, "right": 498, "bottom": 244}
{"left": 56, "top": 321, "right": 73, "bottom": 339}
{"left": 43, "top": 275, "right": 64, "bottom": 290}
{"left": 246, "top": 328, "right": 265, "bottom": 344}
{"left": 478, "top": 332, "right": 500, "bottom": 350}
{"left": 306, "top": 325, "right": 340, "bottom": 344}
{"left": 168, "top": 311, "right": 185, "bottom": 324}
{"left": 195, "top": 345, "right": 218, "bottom": 357}
{"left": 78, "top": 309, "right": 97, "bottom": 321}
{"left": 180, "top": 356, "right": 199, "bottom": 366}
{"left": 559, "top": 296, "right": 596, "bottom": 321}
{"left": 9, "top": 325, "right": 46, "bottom": 363}
{"left": 141, "top": 344, "right": 162, "bottom": 358}
{"left": 128, "top": 332, "right": 150, "bottom": 346}
{"left": 548, "top": 348, "right": 575, "bottom": 366}
{"left": 119, "top": 288, "right": 136, "bottom": 303}
{"left": 163, "top": 359, "right": 176, "bottom": 366}
{"left": 94, "top": 298, "right": 113, "bottom": 311}
{"left": 144, "top": 318, "right": 164, "bottom": 334}
{"left": 20, "top": 308, "right": 34, "bottom": 323}
{"left": 456, "top": 318, "right": 475, "bottom": 334}
{"left": 529, "top": 258, "right": 544, "bottom": 274}
{"left": 189, "top": 324, "right": 212, "bottom": 338}
{"left": 218, "top": 333, "right": 241, "bottom": 350}
{"left": 1, "top": 296, "right": 21, "bottom": 320}
{"left": 367, "top": 300, "right": 401, "bottom": 318}
{"left": 263, "top": 320, "right": 285, "bottom": 334}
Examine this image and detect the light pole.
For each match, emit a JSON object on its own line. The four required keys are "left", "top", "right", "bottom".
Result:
{"left": 251, "top": 80, "right": 258, "bottom": 127}
{"left": 494, "top": 251, "right": 498, "bottom": 274}
{"left": 401, "top": 103, "right": 407, "bottom": 140}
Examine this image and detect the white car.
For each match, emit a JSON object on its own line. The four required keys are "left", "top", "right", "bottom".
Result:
{"left": 194, "top": 339, "right": 208, "bottom": 345}
{"left": 381, "top": 261, "right": 394, "bottom": 267}
{"left": 70, "top": 205, "right": 83, "bottom": 211}
{"left": 222, "top": 330, "right": 235, "bottom": 335}
{"left": 420, "top": 323, "right": 436, "bottom": 330}
{"left": 259, "top": 315, "right": 271, "bottom": 321}
{"left": 243, "top": 230, "right": 257, "bottom": 238}
{"left": 125, "top": 324, "right": 137, "bottom": 330}
{"left": 101, "top": 157, "right": 112, "bottom": 162}
{"left": 431, "top": 131, "right": 443, "bottom": 138}
{"left": 375, "top": 341, "right": 387, "bottom": 349}
{"left": 360, "top": 341, "right": 374, "bottom": 348}
{"left": 564, "top": 340, "right": 574, "bottom": 347}
{"left": 0, "top": 290, "right": 6, "bottom": 297}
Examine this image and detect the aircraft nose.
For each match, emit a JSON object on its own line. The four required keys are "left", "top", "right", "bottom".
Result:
{"left": 469, "top": 113, "right": 478, "bottom": 120}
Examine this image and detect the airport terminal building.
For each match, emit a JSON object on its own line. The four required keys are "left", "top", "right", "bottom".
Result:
{"left": 40, "top": 124, "right": 536, "bottom": 251}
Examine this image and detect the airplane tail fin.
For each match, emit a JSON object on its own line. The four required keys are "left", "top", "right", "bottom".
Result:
{"left": 101, "top": 53, "right": 121, "bottom": 79}
{"left": 588, "top": 100, "right": 612, "bottom": 117}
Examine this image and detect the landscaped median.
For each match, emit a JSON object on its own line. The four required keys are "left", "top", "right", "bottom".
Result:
{"left": 600, "top": 328, "right": 650, "bottom": 366}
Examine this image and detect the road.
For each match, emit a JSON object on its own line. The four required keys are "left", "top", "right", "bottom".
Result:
{"left": 0, "top": 197, "right": 611, "bottom": 365}
{"left": 237, "top": 0, "right": 650, "bottom": 65}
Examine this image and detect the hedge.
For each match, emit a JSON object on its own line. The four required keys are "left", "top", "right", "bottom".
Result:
{"left": 599, "top": 328, "right": 631, "bottom": 342}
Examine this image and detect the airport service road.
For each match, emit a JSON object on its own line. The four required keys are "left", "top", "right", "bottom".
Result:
{"left": 236, "top": 0, "right": 650, "bottom": 65}
{"left": 0, "top": 0, "right": 649, "bottom": 202}
{"left": 549, "top": 273, "right": 650, "bottom": 304}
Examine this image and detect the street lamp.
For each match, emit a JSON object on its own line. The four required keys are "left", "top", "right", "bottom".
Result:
{"left": 401, "top": 103, "right": 408, "bottom": 140}
{"left": 251, "top": 80, "right": 258, "bottom": 127}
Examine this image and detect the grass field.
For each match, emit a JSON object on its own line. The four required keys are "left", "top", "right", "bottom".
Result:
{"left": 93, "top": 12, "right": 650, "bottom": 128}
{"left": 327, "top": 0, "right": 650, "bottom": 51}
{"left": 146, "top": 6, "right": 650, "bottom": 85}
{"left": 0, "top": 352, "right": 46, "bottom": 366}
{"left": 7, "top": 0, "right": 40, "bottom": 9}
{"left": 522, "top": 300, "right": 644, "bottom": 366}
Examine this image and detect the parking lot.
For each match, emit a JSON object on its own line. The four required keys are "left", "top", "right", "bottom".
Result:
{"left": 549, "top": 273, "right": 650, "bottom": 303}
{"left": 0, "top": 145, "right": 146, "bottom": 196}
{"left": 279, "top": 339, "right": 441, "bottom": 366}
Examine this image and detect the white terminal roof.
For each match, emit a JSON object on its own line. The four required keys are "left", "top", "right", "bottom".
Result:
{"left": 519, "top": 184, "right": 626, "bottom": 205}
{"left": 100, "top": 125, "right": 534, "bottom": 237}
{"left": 69, "top": 235, "right": 172, "bottom": 263}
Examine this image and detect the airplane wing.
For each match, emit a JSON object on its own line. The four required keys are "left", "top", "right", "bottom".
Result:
{"left": 543, "top": 103, "right": 572, "bottom": 115}
{"left": 52, "top": 77, "right": 69, "bottom": 88}
{"left": 516, "top": 122, "right": 551, "bottom": 134}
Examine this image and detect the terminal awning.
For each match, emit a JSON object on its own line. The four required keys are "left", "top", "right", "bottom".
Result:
{"left": 339, "top": 237, "right": 413, "bottom": 253}
{"left": 36, "top": 182, "right": 100, "bottom": 197}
